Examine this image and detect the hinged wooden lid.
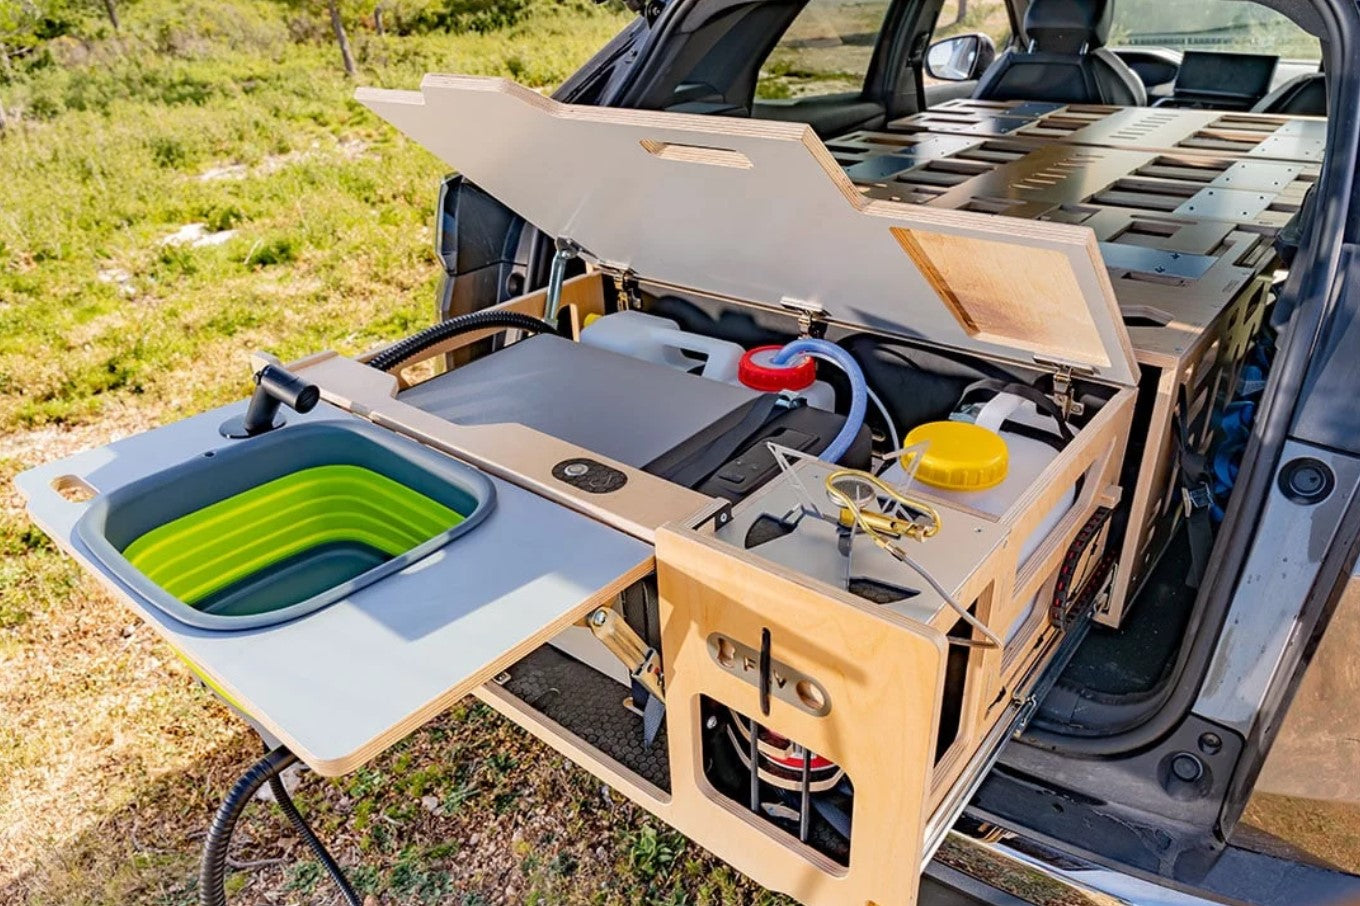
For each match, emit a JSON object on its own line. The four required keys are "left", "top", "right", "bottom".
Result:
{"left": 358, "top": 76, "right": 1138, "bottom": 386}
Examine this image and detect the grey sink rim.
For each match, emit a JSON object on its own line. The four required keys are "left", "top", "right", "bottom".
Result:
{"left": 74, "top": 419, "right": 496, "bottom": 632}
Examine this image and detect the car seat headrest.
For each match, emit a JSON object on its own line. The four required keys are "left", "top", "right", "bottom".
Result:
{"left": 1024, "top": 0, "right": 1113, "bottom": 54}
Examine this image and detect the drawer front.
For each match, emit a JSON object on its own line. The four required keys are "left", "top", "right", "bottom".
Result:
{"left": 656, "top": 527, "right": 948, "bottom": 906}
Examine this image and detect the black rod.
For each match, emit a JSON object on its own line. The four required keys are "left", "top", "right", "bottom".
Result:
{"left": 799, "top": 747, "right": 812, "bottom": 843}
{"left": 748, "top": 715, "right": 761, "bottom": 813}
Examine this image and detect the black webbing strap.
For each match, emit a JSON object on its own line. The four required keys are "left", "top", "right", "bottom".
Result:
{"left": 647, "top": 394, "right": 784, "bottom": 489}
{"left": 958, "top": 378, "right": 1074, "bottom": 446}
{"left": 1174, "top": 384, "right": 1214, "bottom": 589}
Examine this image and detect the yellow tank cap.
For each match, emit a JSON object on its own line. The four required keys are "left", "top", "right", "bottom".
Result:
{"left": 901, "top": 421, "right": 1008, "bottom": 491}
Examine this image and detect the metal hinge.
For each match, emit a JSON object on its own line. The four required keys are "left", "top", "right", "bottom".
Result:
{"left": 779, "top": 297, "right": 828, "bottom": 338}
{"left": 595, "top": 261, "right": 642, "bottom": 311}
{"left": 1033, "top": 358, "right": 1096, "bottom": 419}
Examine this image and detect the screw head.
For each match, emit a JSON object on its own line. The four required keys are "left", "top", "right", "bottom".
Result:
{"left": 1198, "top": 732, "right": 1223, "bottom": 755}
{"left": 563, "top": 462, "right": 589, "bottom": 478}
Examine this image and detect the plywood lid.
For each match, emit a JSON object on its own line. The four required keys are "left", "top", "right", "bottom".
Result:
{"left": 357, "top": 76, "right": 1138, "bottom": 386}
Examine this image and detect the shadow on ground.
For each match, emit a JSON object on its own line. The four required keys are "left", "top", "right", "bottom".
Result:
{"left": 2, "top": 697, "right": 790, "bottom": 906}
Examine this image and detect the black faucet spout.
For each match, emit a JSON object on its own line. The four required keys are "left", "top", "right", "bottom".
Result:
{"left": 221, "top": 365, "right": 320, "bottom": 438}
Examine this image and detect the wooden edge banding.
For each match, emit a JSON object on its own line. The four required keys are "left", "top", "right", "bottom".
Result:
{"left": 890, "top": 227, "right": 978, "bottom": 334}
{"left": 353, "top": 86, "right": 423, "bottom": 107}
{"left": 236, "top": 556, "right": 655, "bottom": 777}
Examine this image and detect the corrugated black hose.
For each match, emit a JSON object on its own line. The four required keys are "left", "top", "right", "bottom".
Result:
{"left": 366, "top": 310, "right": 554, "bottom": 373}
{"left": 199, "top": 746, "right": 361, "bottom": 906}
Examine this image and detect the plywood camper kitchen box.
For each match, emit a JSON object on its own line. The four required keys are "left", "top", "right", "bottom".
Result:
{"left": 16, "top": 76, "right": 1149, "bottom": 906}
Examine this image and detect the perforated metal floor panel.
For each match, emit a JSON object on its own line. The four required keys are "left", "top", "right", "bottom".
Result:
{"left": 499, "top": 645, "right": 671, "bottom": 793}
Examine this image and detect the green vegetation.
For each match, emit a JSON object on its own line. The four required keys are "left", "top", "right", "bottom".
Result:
{"left": 933, "top": 0, "right": 1011, "bottom": 46}
{"left": 0, "top": 0, "right": 627, "bottom": 431}
{"left": 0, "top": 1, "right": 796, "bottom": 903}
{"left": 755, "top": 0, "right": 893, "bottom": 100}
{"left": 1110, "top": 0, "right": 1321, "bottom": 59}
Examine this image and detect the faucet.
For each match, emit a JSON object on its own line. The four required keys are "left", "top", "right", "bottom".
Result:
{"left": 221, "top": 365, "right": 320, "bottom": 438}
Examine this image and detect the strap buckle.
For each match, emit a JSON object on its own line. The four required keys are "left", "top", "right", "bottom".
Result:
{"left": 1182, "top": 482, "right": 1214, "bottom": 517}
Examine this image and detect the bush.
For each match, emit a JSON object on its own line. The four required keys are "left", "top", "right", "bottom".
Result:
{"left": 397, "top": 0, "right": 607, "bottom": 35}
{"left": 411, "top": 0, "right": 534, "bottom": 34}
{"left": 247, "top": 234, "right": 298, "bottom": 267}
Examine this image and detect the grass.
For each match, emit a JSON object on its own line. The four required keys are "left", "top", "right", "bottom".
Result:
{"left": 0, "top": 2, "right": 795, "bottom": 903}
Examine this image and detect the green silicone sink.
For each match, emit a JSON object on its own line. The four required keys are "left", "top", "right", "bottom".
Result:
{"left": 76, "top": 420, "right": 494, "bottom": 630}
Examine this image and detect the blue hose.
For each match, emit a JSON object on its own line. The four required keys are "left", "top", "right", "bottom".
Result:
{"left": 771, "top": 338, "right": 867, "bottom": 463}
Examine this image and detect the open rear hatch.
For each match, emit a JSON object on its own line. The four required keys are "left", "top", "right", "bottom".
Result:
{"left": 350, "top": 76, "right": 1141, "bottom": 906}
{"left": 20, "top": 75, "right": 1141, "bottom": 906}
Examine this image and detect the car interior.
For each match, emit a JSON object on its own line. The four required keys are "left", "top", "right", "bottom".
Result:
{"left": 640, "top": 0, "right": 1328, "bottom": 127}
{"left": 590, "top": 0, "right": 1329, "bottom": 746}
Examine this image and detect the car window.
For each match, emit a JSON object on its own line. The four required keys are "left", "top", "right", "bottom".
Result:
{"left": 934, "top": 0, "right": 1011, "bottom": 47}
{"left": 927, "top": 0, "right": 1013, "bottom": 85}
{"left": 755, "top": 0, "right": 894, "bottom": 100}
{"left": 1110, "top": 0, "right": 1320, "bottom": 61}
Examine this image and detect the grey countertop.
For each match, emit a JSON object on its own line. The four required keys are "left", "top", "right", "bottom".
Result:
{"left": 17, "top": 402, "right": 653, "bottom": 775}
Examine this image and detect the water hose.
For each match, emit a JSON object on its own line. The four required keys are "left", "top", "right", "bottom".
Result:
{"left": 367, "top": 310, "right": 553, "bottom": 373}
{"left": 200, "top": 746, "right": 361, "bottom": 906}
{"left": 268, "top": 773, "right": 361, "bottom": 906}
{"left": 770, "top": 338, "right": 867, "bottom": 463}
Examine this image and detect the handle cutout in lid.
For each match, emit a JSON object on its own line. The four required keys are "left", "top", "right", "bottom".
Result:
{"left": 640, "top": 140, "right": 753, "bottom": 169}
{"left": 52, "top": 475, "right": 97, "bottom": 503}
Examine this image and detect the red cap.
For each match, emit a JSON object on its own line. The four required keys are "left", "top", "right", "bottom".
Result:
{"left": 738, "top": 345, "right": 816, "bottom": 393}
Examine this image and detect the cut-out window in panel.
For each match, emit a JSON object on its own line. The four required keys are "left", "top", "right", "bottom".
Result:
{"left": 699, "top": 695, "right": 854, "bottom": 866}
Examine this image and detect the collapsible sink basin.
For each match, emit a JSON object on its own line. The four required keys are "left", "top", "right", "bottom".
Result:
{"left": 75, "top": 420, "right": 494, "bottom": 630}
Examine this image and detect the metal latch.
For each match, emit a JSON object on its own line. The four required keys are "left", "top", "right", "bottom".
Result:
{"left": 1032, "top": 359, "right": 1095, "bottom": 419}
{"left": 779, "top": 297, "right": 828, "bottom": 338}
{"left": 1052, "top": 366, "right": 1085, "bottom": 419}
{"left": 586, "top": 607, "right": 664, "bottom": 702}
{"left": 1010, "top": 692, "right": 1039, "bottom": 738}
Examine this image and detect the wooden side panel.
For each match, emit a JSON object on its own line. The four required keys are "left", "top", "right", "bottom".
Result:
{"left": 1101, "top": 276, "right": 1272, "bottom": 625}
{"left": 657, "top": 527, "right": 948, "bottom": 906}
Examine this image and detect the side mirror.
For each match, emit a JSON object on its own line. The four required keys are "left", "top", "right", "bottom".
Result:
{"left": 925, "top": 33, "right": 997, "bottom": 82}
